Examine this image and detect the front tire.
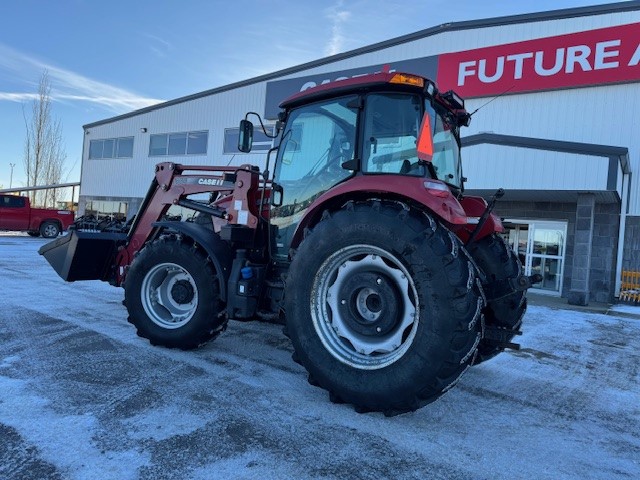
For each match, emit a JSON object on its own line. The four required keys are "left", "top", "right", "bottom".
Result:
{"left": 124, "top": 236, "right": 226, "bottom": 349}
{"left": 285, "top": 201, "right": 483, "bottom": 415}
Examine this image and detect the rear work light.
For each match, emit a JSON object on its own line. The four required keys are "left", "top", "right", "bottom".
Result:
{"left": 423, "top": 180, "right": 450, "bottom": 197}
{"left": 441, "top": 90, "right": 465, "bottom": 109}
{"left": 389, "top": 73, "right": 425, "bottom": 88}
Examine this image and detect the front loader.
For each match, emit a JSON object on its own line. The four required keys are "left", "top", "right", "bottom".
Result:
{"left": 40, "top": 71, "right": 539, "bottom": 415}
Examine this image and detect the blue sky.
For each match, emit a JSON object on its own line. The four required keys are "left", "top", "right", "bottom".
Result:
{"left": 0, "top": 0, "right": 626, "bottom": 188}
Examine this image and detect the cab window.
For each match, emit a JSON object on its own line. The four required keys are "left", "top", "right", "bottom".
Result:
{"left": 362, "top": 93, "right": 425, "bottom": 176}
{"left": 1, "top": 195, "right": 26, "bottom": 208}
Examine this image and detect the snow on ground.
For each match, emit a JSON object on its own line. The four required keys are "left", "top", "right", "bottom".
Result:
{"left": 610, "top": 303, "right": 640, "bottom": 315}
{"left": 0, "top": 234, "right": 639, "bottom": 479}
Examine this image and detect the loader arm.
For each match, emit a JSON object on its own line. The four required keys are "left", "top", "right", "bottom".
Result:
{"left": 39, "top": 161, "right": 266, "bottom": 286}
{"left": 115, "top": 162, "right": 263, "bottom": 284}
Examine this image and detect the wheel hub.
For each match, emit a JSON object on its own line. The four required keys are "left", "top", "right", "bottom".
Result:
{"left": 140, "top": 263, "right": 199, "bottom": 329}
{"left": 171, "top": 279, "right": 195, "bottom": 304}
{"left": 337, "top": 272, "right": 400, "bottom": 336}
{"left": 356, "top": 288, "right": 381, "bottom": 321}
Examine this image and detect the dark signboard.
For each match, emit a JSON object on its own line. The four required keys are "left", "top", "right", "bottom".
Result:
{"left": 264, "top": 55, "right": 438, "bottom": 119}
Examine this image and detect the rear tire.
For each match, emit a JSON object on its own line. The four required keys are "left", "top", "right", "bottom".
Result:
{"left": 285, "top": 201, "right": 483, "bottom": 415}
{"left": 40, "top": 221, "right": 60, "bottom": 238}
{"left": 467, "top": 234, "right": 526, "bottom": 363}
{"left": 124, "top": 236, "right": 226, "bottom": 349}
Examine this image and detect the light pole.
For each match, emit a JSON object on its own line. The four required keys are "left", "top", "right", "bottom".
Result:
{"left": 9, "top": 163, "right": 15, "bottom": 188}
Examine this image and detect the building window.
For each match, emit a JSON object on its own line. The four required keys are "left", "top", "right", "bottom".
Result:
{"left": 149, "top": 130, "right": 208, "bottom": 156}
{"left": 117, "top": 137, "right": 134, "bottom": 157}
{"left": 89, "top": 137, "right": 134, "bottom": 159}
{"left": 85, "top": 200, "right": 128, "bottom": 221}
{"left": 223, "top": 126, "right": 275, "bottom": 154}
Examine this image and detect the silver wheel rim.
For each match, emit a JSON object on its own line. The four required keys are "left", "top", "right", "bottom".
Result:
{"left": 311, "top": 245, "right": 419, "bottom": 370}
{"left": 140, "top": 262, "right": 198, "bottom": 329}
{"left": 43, "top": 224, "right": 58, "bottom": 237}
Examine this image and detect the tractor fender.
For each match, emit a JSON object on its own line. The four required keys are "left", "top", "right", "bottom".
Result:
{"left": 152, "top": 221, "right": 233, "bottom": 300}
{"left": 290, "top": 175, "right": 468, "bottom": 249}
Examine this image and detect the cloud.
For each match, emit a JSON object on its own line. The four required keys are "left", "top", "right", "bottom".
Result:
{"left": 0, "top": 43, "right": 163, "bottom": 113}
{"left": 0, "top": 93, "right": 39, "bottom": 102}
{"left": 324, "top": 1, "right": 352, "bottom": 56}
{"left": 140, "top": 33, "right": 174, "bottom": 58}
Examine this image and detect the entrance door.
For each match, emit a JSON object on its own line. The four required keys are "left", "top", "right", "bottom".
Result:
{"left": 502, "top": 220, "right": 567, "bottom": 295}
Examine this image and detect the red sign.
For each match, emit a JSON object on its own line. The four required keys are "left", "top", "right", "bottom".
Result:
{"left": 436, "top": 22, "right": 640, "bottom": 98}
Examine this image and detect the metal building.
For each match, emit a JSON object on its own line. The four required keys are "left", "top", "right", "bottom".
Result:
{"left": 79, "top": 1, "right": 640, "bottom": 304}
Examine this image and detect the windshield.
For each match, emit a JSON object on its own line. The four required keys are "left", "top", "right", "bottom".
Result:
{"left": 425, "top": 101, "right": 463, "bottom": 189}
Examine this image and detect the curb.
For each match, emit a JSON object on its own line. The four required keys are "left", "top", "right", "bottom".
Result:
{"left": 605, "top": 308, "right": 640, "bottom": 321}
{"left": 527, "top": 293, "right": 640, "bottom": 320}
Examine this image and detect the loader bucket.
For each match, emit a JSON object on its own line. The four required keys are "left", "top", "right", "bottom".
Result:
{"left": 38, "top": 230, "right": 127, "bottom": 282}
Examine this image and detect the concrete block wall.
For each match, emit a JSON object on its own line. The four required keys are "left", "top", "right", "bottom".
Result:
{"left": 568, "top": 194, "right": 596, "bottom": 305}
{"left": 591, "top": 203, "right": 620, "bottom": 303}
{"left": 494, "top": 199, "right": 620, "bottom": 303}
{"left": 623, "top": 216, "right": 640, "bottom": 271}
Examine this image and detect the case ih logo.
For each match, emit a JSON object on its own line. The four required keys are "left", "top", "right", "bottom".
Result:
{"left": 436, "top": 22, "right": 640, "bottom": 97}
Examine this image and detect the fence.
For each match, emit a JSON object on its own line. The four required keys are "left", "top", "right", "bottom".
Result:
{"left": 620, "top": 270, "right": 640, "bottom": 303}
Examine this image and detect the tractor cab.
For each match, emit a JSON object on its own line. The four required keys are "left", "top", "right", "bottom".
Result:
{"left": 239, "top": 71, "right": 471, "bottom": 261}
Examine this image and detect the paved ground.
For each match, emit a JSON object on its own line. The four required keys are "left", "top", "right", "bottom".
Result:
{"left": 1, "top": 233, "right": 639, "bottom": 480}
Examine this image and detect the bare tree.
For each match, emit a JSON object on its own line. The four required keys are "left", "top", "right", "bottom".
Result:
{"left": 23, "top": 70, "right": 67, "bottom": 207}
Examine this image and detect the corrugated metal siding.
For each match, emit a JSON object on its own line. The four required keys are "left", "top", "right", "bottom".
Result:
{"left": 463, "top": 144, "right": 612, "bottom": 192}
{"left": 81, "top": 83, "right": 270, "bottom": 197}
{"left": 461, "top": 82, "right": 639, "bottom": 211}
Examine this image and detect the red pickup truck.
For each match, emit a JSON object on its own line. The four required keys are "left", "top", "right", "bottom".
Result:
{"left": 0, "top": 194, "right": 75, "bottom": 238}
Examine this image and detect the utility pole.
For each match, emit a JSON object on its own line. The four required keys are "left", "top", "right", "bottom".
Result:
{"left": 9, "top": 163, "right": 15, "bottom": 188}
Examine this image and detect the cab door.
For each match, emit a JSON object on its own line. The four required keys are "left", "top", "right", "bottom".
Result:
{"left": 271, "top": 95, "right": 359, "bottom": 262}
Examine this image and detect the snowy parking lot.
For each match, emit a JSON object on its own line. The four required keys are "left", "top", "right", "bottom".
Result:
{"left": 1, "top": 233, "right": 639, "bottom": 480}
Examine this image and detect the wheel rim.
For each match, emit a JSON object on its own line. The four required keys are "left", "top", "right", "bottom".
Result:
{"left": 43, "top": 224, "right": 58, "bottom": 237}
{"left": 311, "top": 245, "right": 419, "bottom": 370}
{"left": 140, "top": 262, "right": 199, "bottom": 329}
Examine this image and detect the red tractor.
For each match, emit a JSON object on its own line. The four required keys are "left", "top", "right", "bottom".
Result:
{"left": 41, "top": 71, "right": 539, "bottom": 415}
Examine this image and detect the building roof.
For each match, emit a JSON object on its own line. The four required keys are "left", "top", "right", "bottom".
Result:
{"left": 84, "top": 1, "right": 640, "bottom": 129}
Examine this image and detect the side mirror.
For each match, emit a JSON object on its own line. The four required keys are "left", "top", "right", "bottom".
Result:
{"left": 271, "top": 183, "right": 283, "bottom": 207}
{"left": 238, "top": 119, "right": 254, "bottom": 153}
